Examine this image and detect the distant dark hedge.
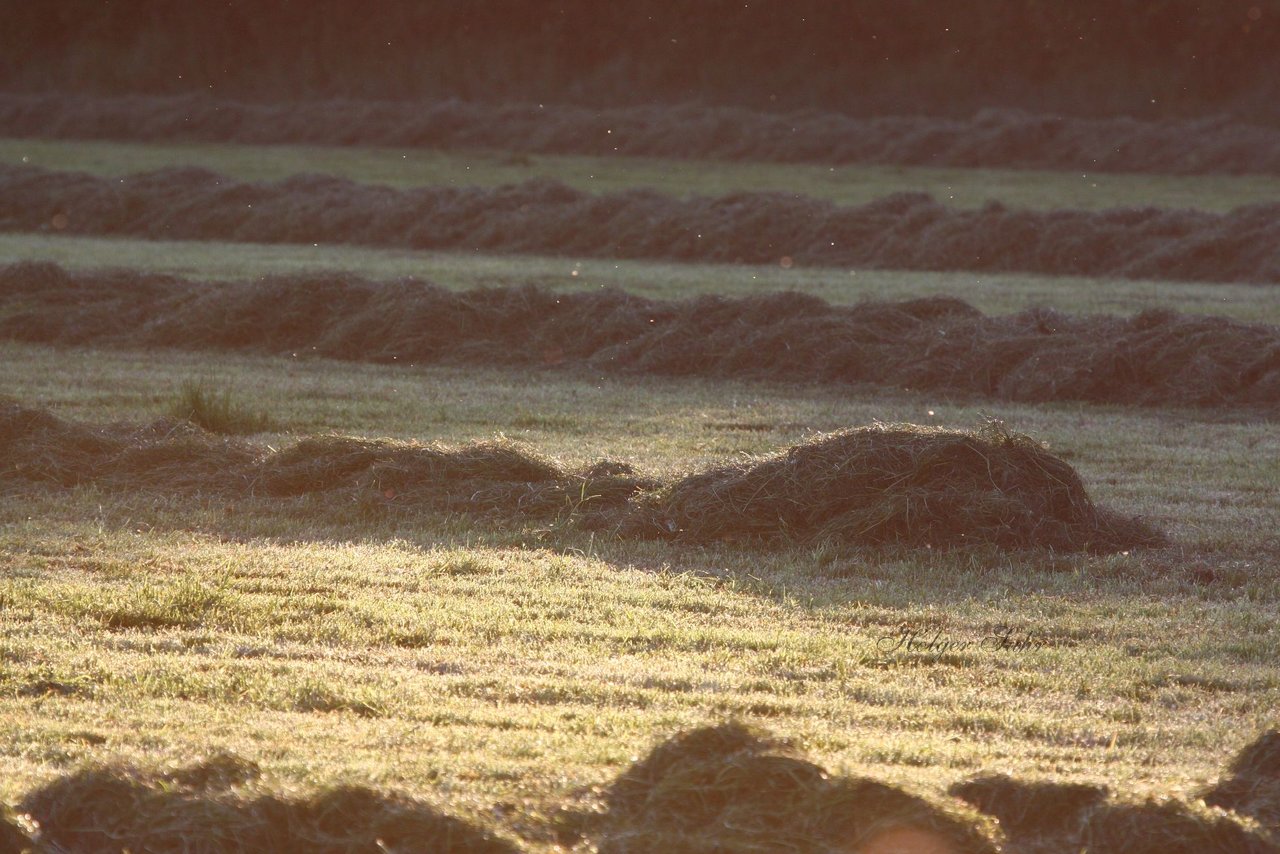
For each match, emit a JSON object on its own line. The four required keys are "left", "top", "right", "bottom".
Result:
{"left": 4, "top": 0, "right": 1279, "bottom": 120}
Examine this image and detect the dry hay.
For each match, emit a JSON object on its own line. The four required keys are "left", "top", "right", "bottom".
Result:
{"left": 947, "top": 775, "right": 1110, "bottom": 839}
{"left": 4, "top": 165, "right": 1280, "bottom": 284}
{"left": 1202, "top": 730, "right": 1280, "bottom": 837}
{"left": 5, "top": 263, "right": 1280, "bottom": 413}
{"left": 951, "top": 773, "right": 1279, "bottom": 854}
{"left": 1078, "top": 798, "right": 1278, "bottom": 854}
{"left": 9, "top": 727, "right": 1280, "bottom": 853}
{"left": 0, "top": 805, "right": 34, "bottom": 854}
{"left": 15, "top": 752, "right": 519, "bottom": 853}
{"left": 0, "top": 402, "right": 1160, "bottom": 554}
{"left": 6, "top": 93, "right": 1280, "bottom": 175}
{"left": 623, "top": 422, "right": 1164, "bottom": 553}
{"left": 587, "top": 722, "right": 998, "bottom": 854}
{"left": 0, "top": 401, "right": 649, "bottom": 523}
{"left": 0, "top": 401, "right": 259, "bottom": 493}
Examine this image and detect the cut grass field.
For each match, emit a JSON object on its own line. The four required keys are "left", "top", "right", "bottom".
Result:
{"left": 2, "top": 133, "right": 1278, "bottom": 849}
{"left": 3, "top": 233, "right": 1278, "bottom": 324}
{"left": 3, "top": 339, "right": 1278, "bottom": 848}
{"left": 4, "top": 135, "right": 1280, "bottom": 212}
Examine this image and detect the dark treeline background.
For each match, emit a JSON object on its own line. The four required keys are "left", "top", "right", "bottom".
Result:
{"left": 3, "top": 0, "right": 1278, "bottom": 120}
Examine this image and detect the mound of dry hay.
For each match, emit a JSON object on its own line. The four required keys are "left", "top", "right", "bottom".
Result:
{"left": 1, "top": 403, "right": 1160, "bottom": 554}
{"left": 0, "top": 402, "right": 652, "bottom": 523}
{"left": 4, "top": 165, "right": 1280, "bottom": 284}
{"left": 6, "top": 727, "right": 1280, "bottom": 853}
{"left": 15, "top": 751, "right": 518, "bottom": 854}
{"left": 0, "top": 402, "right": 260, "bottom": 493}
{"left": 1202, "top": 730, "right": 1280, "bottom": 838}
{"left": 7, "top": 94, "right": 1280, "bottom": 175}
{"left": 624, "top": 422, "right": 1164, "bottom": 553}
{"left": 951, "top": 773, "right": 1278, "bottom": 853}
{"left": 7, "top": 263, "right": 1280, "bottom": 413}
{"left": 580, "top": 722, "right": 997, "bottom": 854}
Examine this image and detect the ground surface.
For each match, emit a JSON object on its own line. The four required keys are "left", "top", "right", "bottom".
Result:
{"left": 1, "top": 131, "right": 1277, "bottom": 850}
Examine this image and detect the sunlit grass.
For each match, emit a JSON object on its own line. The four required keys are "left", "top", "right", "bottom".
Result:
{"left": 3, "top": 341, "right": 1277, "bottom": 834}
{"left": 165, "top": 378, "right": 276, "bottom": 434}
{"left": 1, "top": 136, "right": 1278, "bottom": 845}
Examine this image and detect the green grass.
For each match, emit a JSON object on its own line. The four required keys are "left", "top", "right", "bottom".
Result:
{"left": 166, "top": 378, "right": 276, "bottom": 434}
{"left": 2, "top": 233, "right": 1277, "bottom": 324}
{"left": 4, "top": 136, "right": 1280, "bottom": 212}
{"left": 2, "top": 340, "right": 1277, "bottom": 845}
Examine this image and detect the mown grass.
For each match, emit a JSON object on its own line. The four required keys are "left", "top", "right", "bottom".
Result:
{"left": 3, "top": 233, "right": 1278, "bottom": 324}
{"left": 2, "top": 340, "right": 1277, "bottom": 846}
{"left": 1, "top": 136, "right": 1277, "bottom": 846}
{"left": 4, "top": 136, "right": 1280, "bottom": 212}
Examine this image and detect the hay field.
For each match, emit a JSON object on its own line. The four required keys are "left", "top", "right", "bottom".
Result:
{"left": 2, "top": 129, "right": 1279, "bottom": 852}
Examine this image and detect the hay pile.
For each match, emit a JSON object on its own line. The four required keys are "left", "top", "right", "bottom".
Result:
{"left": 0, "top": 402, "right": 260, "bottom": 493}
{"left": 6, "top": 93, "right": 1280, "bottom": 175}
{"left": 1, "top": 403, "right": 1161, "bottom": 554}
{"left": 1202, "top": 730, "right": 1280, "bottom": 836}
{"left": 950, "top": 730, "right": 1280, "bottom": 852}
{"left": 951, "top": 774, "right": 1278, "bottom": 853}
{"left": 8, "top": 727, "right": 1280, "bottom": 853}
{"left": 15, "top": 752, "right": 518, "bottom": 854}
{"left": 585, "top": 722, "right": 998, "bottom": 854}
{"left": 4, "top": 165, "right": 1280, "bottom": 283}
{"left": 6, "top": 263, "right": 1280, "bottom": 412}
{"left": 624, "top": 422, "right": 1164, "bottom": 553}
{"left": 0, "top": 402, "right": 651, "bottom": 522}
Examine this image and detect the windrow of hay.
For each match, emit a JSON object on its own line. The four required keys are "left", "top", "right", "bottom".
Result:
{"left": 951, "top": 775, "right": 1280, "bottom": 853}
{"left": 3, "top": 165, "right": 1280, "bottom": 284}
{"left": 945, "top": 730, "right": 1280, "bottom": 852}
{"left": 13, "top": 752, "right": 519, "bottom": 854}
{"left": 5, "top": 262, "right": 1280, "bottom": 412}
{"left": 7, "top": 727, "right": 1278, "bottom": 854}
{"left": 0, "top": 402, "right": 1162, "bottom": 553}
{"left": 0, "top": 401, "right": 648, "bottom": 522}
{"left": 6, "top": 94, "right": 1280, "bottom": 175}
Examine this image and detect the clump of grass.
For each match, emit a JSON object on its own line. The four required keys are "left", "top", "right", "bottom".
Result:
{"left": 79, "top": 577, "right": 227, "bottom": 631}
{"left": 166, "top": 379, "right": 275, "bottom": 435}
